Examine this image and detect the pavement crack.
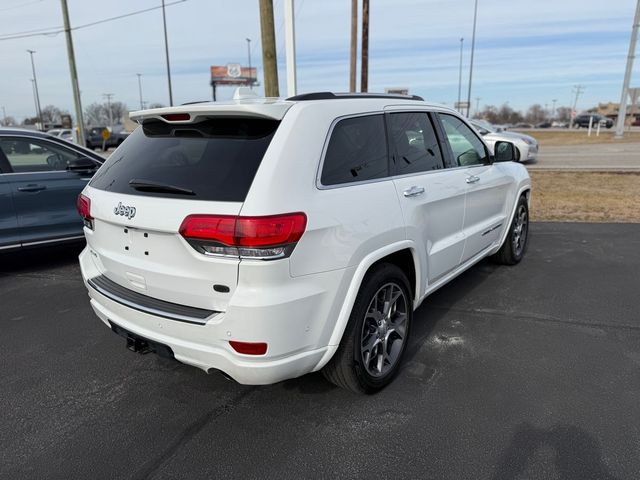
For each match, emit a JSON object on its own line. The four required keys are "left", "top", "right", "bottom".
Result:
{"left": 430, "top": 305, "right": 640, "bottom": 332}
{"left": 133, "top": 387, "right": 256, "bottom": 480}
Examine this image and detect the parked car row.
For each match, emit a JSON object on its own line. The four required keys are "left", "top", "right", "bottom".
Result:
{"left": 0, "top": 128, "right": 103, "bottom": 251}
{"left": 84, "top": 126, "right": 130, "bottom": 151}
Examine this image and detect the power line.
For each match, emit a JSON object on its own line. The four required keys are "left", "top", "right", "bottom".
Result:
{"left": 0, "top": 0, "right": 44, "bottom": 13}
{"left": 0, "top": 0, "right": 188, "bottom": 42}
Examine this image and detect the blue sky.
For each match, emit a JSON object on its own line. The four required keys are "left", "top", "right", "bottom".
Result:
{"left": 0, "top": 0, "right": 638, "bottom": 121}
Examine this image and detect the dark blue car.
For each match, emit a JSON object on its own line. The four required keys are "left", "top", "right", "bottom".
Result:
{"left": 0, "top": 128, "right": 104, "bottom": 251}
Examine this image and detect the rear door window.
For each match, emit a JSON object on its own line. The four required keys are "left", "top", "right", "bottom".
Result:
{"left": 320, "top": 114, "right": 389, "bottom": 186}
{"left": 89, "top": 118, "right": 280, "bottom": 202}
{"left": 388, "top": 112, "right": 444, "bottom": 175}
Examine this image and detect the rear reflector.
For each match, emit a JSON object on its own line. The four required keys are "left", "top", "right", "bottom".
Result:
{"left": 229, "top": 341, "right": 268, "bottom": 355}
{"left": 162, "top": 113, "right": 191, "bottom": 122}
{"left": 179, "top": 213, "right": 306, "bottom": 259}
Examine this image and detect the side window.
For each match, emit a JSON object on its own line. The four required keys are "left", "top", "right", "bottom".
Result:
{"left": 438, "top": 114, "right": 489, "bottom": 167}
{"left": 321, "top": 114, "right": 388, "bottom": 186}
{"left": 389, "top": 112, "right": 444, "bottom": 174}
{"left": 0, "top": 138, "right": 80, "bottom": 173}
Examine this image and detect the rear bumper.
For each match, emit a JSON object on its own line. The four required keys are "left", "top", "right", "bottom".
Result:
{"left": 79, "top": 247, "right": 351, "bottom": 385}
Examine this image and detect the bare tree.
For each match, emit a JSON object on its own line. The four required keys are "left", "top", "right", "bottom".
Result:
{"left": 555, "top": 106, "right": 572, "bottom": 122}
{"left": 108, "top": 101, "right": 128, "bottom": 124}
{"left": 84, "top": 101, "right": 129, "bottom": 127}
{"left": 476, "top": 103, "right": 523, "bottom": 125}
{"left": 40, "top": 105, "right": 69, "bottom": 124}
{"left": 525, "top": 104, "right": 546, "bottom": 124}
{"left": 84, "top": 103, "right": 107, "bottom": 126}
{"left": 0, "top": 116, "right": 16, "bottom": 126}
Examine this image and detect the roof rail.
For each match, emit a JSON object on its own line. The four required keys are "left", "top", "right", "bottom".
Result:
{"left": 180, "top": 100, "right": 211, "bottom": 106}
{"left": 286, "top": 91, "right": 424, "bottom": 101}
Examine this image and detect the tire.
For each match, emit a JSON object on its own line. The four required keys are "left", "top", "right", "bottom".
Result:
{"left": 322, "top": 263, "right": 412, "bottom": 394}
{"left": 493, "top": 195, "right": 529, "bottom": 265}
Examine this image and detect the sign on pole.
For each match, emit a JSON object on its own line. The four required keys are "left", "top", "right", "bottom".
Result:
{"left": 101, "top": 128, "right": 110, "bottom": 151}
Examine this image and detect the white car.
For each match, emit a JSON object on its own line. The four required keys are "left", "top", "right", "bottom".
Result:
{"left": 78, "top": 91, "right": 531, "bottom": 393}
{"left": 471, "top": 120, "right": 539, "bottom": 162}
{"left": 46, "top": 128, "right": 74, "bottom": 142}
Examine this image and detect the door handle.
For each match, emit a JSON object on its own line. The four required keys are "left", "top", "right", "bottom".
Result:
{"left": 403, "top": 186, "right": 425, "bottom": 197}
{"left": 465, "top": 175, "right": 480, "bottom": 184}
{"left": 17, "top": 184, "right": 47, "bottom": 192}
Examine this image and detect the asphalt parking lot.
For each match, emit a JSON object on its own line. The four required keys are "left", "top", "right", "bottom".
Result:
{"left": 1, "top": 222, "right": 639, "bottom": 479}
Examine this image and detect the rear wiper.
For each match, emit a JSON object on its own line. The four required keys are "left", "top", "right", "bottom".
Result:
{"left": 129, "top": 179, "right": 195, "bottom": 196}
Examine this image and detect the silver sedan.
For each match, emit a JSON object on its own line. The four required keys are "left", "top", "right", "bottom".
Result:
{"left": 471, "top": 120, "right": 539, "bottom": 162}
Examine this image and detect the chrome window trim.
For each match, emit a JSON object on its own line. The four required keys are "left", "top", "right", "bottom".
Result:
{"left": 0, "top": 243, "right": 21, "bottom": 250}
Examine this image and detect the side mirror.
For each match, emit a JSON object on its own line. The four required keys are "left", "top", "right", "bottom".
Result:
{"left": 493, "top": 141, "right": 519, "bottom": 162}
{"left": 67, "top": 157, "right": 98, "bottom": 172}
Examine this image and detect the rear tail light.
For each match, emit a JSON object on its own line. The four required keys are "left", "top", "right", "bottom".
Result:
{"left": 76, "top": 193, "right": 93, "bottom": 229}
{"left": 179, "top": 212, "right": 307, "bottom": 260}
{"left": 229, "top": 341, "right": 268, "bottom": 355}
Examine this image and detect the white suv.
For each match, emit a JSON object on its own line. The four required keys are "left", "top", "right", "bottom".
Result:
{"left": 78, "top": 92, "right": 531, "bottom": 393}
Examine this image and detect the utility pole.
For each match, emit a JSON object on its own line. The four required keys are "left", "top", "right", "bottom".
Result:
{"left": 26, "top": 50, "right": 42, "bottom": 128}
{"left": 1, "top": 106, "right": 6, "bottom": 125}
{"left": 466, "top": 0, "right": 479, "bottom": 117}
{"left": 284, "top": 0, "right": 297, "bottom": 97}
{"left": 161, "top": 0, "right": 174, "bottom": 106}
{"left": 103, "top": 93, "right": 114, "bottom": 128}
{"left": 259, "top": 0, "right": 279, "bottom": 97}
{"left": 551, "top": 98, "right": 557, "bottom": 119}
{"left": 361, "top": 0, "right": 369, "bottom": 92}
{"left": 475, "top": 97, "right": 481, "bottom": 117}
{"left": 570, "top": 85, "right": 585, "bottom": 128}
{"left": 615, "top": 0, "right": 640, "bottom": 138}
{"left": 136, "top": 74, "right": 144, "bottom": 110}
{"left": 246, "top": 38, "right": 253, "bottom": 89}
{"left": 349, "top": 0, "right": 357, "bottom": 92}
{"left": 457, "top": 37, "right": 464, "bottom": 112}
{"left": 60, "top": 0, "right": 85, "bottom": 146}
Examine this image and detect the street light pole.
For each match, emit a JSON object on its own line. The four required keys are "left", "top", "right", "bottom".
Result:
{"left": 552, "top": 98, "right": 557, "bottom": 120}
{"left": 466, "top": 0, "right": 478, "bottom": 118}
{"left": 26, "top": 50, "right": 42, "bottom": 128}
{"left": 457, "top": 37, "right": 464, "bottom": 112}
{"left": 467, "top": 0, "right": 478, "bottom": 117}
{"left": 136, "top": 74, "right": 144, "bottom": 110}
{"left": 161, "top": 0, "right": 174, "bottom": 106}
{"left": 615, "top": 0, "right": 640, "bottom": 138}
{"left": 246, "top": 38, "right": 253, "bottom": 89}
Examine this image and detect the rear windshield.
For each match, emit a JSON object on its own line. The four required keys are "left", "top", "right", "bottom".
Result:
{"left": 89, "top": 117, "right": 279, "bottom": 202}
